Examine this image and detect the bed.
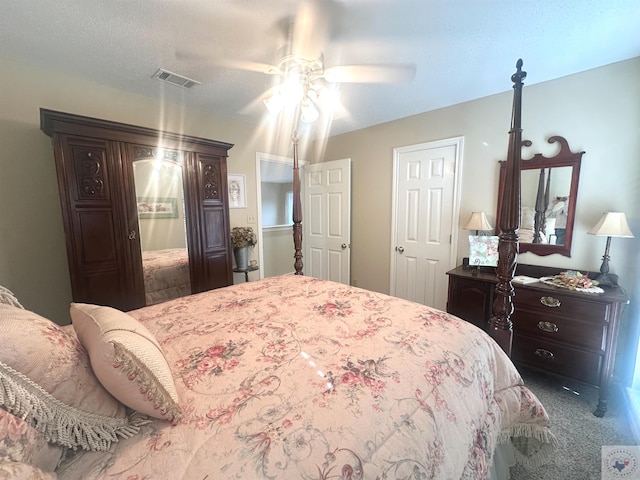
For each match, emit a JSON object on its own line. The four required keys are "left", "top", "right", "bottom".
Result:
{"left": 141, "top": 248, "right": 191, "bottom": 306}
{"left": 0, "top": 59, "right": 556, "bottom": 479}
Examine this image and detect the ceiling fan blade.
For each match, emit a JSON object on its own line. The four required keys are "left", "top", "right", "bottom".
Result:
{"left": 216, "top": 59, "right": 281, "bottom": 75}
{"left": 175, "top": 49, "right": 279, "bottom": 75}
{"left": 324, "top": 64, "right": 416, "bottom": 84}
{"left": 238, "top": 85, "right": 280, "bottom": 116}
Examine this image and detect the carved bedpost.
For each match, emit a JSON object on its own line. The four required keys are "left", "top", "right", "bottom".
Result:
{"left": 488, "top": 59, "right": 526, "bottom": 357}
{"left": 292, "top": 132, "right": 304, "bottom": 275}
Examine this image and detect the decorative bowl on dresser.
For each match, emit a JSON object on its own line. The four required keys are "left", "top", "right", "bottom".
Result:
{"left": 446, "top": 264, "right": 628, "bottom": 417}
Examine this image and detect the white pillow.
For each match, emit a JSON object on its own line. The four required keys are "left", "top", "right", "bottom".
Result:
{"left": 70, "top": 303, "right": 182, "bottom": 424}
{"left": 0, "top": 304, "right": 137, "bottom": 452}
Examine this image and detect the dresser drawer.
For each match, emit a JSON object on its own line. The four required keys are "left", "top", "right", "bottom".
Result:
{"left": 512, "top": 334, "right": 602, "bottom": 386}
{"left": 447, "top": 265, "right": 628, "bottom": 416}
{"left": 513, "top": 288, "right": 610, "bottom": 322}
{"left": 513, "top": 310, "right": 607, "bottom": 352}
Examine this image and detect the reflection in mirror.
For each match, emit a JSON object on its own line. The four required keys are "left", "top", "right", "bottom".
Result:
{"left": 496, "top": 136, "right": 583, "bottom": 257}
{"left": 133, "top": 156, "right": 191, "bottom": 305}
{"left": 258, "top": 156, "right": 295, "bottom": 278}
{"left": 521, "top": 166, "right": 572, "bottom": 245}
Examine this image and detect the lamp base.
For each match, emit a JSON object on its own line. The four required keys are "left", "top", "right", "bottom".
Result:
{"left": 593, "top": 272, "right": 618, "bottom": 287}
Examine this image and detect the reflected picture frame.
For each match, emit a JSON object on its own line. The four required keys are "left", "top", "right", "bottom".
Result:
{"left": 228, "top": 173, "right": 247, "bottom": 208}
{"left": 137, "top": 197, "right": 178, "bottom": 219}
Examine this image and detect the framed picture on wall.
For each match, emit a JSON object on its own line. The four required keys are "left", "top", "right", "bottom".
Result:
{"left": 228, "top": 174, "right": 247, "bottom": 208}
{"left": 136, "top": 197, "right": 178, "bottom": 219}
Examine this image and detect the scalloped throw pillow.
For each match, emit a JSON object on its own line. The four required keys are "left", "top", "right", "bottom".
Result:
{"left": 70, "top": 303, "right": 182, "bottom": 424}
{"left": 0, "top": 304, "right": 140, "bottom": 452}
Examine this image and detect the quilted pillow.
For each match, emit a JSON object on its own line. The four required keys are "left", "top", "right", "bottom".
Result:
{"left": 0, "top": 408, "right": 62, "bottom": 473}
{"left": 70, "top": 303, "right": 182, "bottom": 424}
{"left": 0, "top": 304, "right": 142, "bottom": 451}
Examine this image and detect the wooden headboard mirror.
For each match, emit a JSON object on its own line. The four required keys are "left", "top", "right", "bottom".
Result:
{"left": 496, "top": 136, "right": 583, "bottom": 257}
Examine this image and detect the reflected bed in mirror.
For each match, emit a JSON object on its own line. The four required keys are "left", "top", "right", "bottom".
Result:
{"left": 496, "top": 136, "right": 583, "bottom": 257}
{"left": 133, "top": 156, "right": 191, "bottom": 304}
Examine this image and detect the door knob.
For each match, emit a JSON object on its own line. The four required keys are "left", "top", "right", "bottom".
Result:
{"left": 128, "top": 230, "right": 136, "bottom": 240}
{"left": 341, "top": 243, "right": 347, "bottom": 249}
{"left": 397, "top": 246, "right": 404, "bottom": 253}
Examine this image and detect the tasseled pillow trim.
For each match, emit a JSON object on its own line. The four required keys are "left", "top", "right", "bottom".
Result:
{"left": 0, "top": 360, "right": 147, "bottom": 451}
{"left": 111, "top": 341, "right": 183, "bottom": 424}
{"left": 0, "top": 286, "right": 24, "bottom": 309}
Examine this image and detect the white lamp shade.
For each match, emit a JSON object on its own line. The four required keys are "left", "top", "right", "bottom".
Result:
{"left": 587, "top": 212, "right": 634, "bottom": 238}
{"left": 463, "top": 211, "right": 493, "bottom": 231}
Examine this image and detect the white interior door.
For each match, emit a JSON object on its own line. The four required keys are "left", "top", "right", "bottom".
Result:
{"left": 303, "top": 158, "right": 351, "bottom": 283}
{"left": 390, "top": 138, "right": 463, "bottom": 310}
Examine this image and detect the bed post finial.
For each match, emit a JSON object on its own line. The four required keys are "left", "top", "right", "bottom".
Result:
{"left": 488, "top": 59, "right": 527, "bottom": 357}
{"left": 292, "top": 131, "right": 304, "bottom": 275}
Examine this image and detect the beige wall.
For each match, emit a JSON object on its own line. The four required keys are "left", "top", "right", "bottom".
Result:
{"left": 262, "top": 227, "right": 296, "bottom": 277}
{"left": 322, "top": 57, "right": 640, "bottom": 299}
{"left": 0, "top": 56, "right": 307, "bottom": 323}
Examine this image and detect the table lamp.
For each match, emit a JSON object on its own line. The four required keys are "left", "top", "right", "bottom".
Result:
{"left": 463, "top": 211, "right": 493, "bottom": 235}
{"left": 587, "top": 212, "right": 634, "bottom": 287}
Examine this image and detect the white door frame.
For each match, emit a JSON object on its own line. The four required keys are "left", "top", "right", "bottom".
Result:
{"left": 255, "top": 152, "right": 306, "bottom": 279}
{"left": 389, "top": 136, "right": 464, "bottom": 297}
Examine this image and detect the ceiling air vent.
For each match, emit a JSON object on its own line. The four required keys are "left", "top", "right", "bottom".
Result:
{"left": 152, "top": 68, "right": 201, "bottom": 89}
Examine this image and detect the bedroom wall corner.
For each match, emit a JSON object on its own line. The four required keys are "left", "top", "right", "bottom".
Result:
{"left": 0, "top": 55, "right": 273, "bottom": 321}
{"left": 321, "top": 57, "right": 640, "bottom": 305}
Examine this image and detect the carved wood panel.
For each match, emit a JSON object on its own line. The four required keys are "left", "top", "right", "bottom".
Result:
{"left": 41, "top": 108, "right": 234, "bottom": 309}
{"left": 57, "top": 135, "right": 138, "bottom": 310}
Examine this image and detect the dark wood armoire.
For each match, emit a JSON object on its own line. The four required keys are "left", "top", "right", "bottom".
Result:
{"left": 40, "top": 109, "right": 234, "bottom": 311}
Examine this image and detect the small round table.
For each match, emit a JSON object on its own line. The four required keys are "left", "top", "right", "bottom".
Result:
{"left": 233, "top": 265, "right": 259, "bottom": 282}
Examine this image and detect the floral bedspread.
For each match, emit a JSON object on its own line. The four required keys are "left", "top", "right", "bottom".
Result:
{"left": 57, "top": 275, "right": 555, "bottom": 479}
{"left": 141, "top": 248, "right": 191, "bottom": 305}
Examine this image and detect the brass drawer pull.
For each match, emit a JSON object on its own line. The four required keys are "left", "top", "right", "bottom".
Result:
{"left": 534, "top": 348, "right": 555, "bottom": 360}
{"left": 540, "top": 296, "right": 561, "bottom": 308}
{"left": 537, "top": 321, "right": 559, "bottom": 333}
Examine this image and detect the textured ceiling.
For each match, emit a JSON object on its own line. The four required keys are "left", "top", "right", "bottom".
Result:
{"left": 2, "top": 0, "right": 639, "bottom": 137}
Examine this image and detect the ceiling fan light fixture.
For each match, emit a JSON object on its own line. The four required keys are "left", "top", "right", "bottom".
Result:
{"left": 300, "top": 98, "right": 319, "bottom": 123}
{"left": 280, "top": 76, "right": 305, "bottom": 105}
{"left": 263, "top": 94, "right": 284, "bottom": 116}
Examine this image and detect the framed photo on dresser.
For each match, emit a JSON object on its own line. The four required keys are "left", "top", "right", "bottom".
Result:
{"left": 468, "top": 235, "right": 499, "bottom": 267}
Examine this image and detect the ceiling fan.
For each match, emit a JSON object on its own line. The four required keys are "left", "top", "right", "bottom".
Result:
{"left": 176, "top": 0, "right": 416, "bottom": 122}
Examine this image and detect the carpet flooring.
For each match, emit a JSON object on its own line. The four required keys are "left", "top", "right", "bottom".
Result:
{"left": 509, "top": 367, "right": 638, "bottom": 479}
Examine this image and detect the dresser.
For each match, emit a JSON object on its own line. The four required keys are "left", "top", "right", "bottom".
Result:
{"left": 446, "top": 265, "right": 628, "bottom": 417}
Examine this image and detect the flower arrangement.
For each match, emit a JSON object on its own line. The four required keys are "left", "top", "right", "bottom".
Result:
{"left": 230, "top": 226, "right": 257, "bottom": 249}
